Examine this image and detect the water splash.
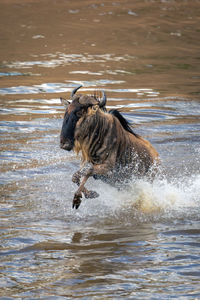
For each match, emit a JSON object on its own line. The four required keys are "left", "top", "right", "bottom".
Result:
{"left": 73, "top": 173, "right": 200, "bottom": 224}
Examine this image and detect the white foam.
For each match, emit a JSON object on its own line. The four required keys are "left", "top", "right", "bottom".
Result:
{"left": 78, "top": 174, "right": 200, "bottom": 221}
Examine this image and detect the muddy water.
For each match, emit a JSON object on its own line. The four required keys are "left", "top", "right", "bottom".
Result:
{"left": 0, "top": 0, "right": 200, "bottom": 299}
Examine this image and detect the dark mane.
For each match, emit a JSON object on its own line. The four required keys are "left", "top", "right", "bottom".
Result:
{"left": 109, "top": 109, "right": 139, "bottom": 138}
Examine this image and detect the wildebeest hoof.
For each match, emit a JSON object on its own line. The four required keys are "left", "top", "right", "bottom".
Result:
{"left": 85, "top": 190, "right": 99, "bottom": 199}
{"left": 72, "top": 194, "right": 82, "bottom": 209}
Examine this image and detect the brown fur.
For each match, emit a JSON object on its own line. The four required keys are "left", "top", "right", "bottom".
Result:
{"left": 74, "top": 107, "right": 159, "bottom": 176}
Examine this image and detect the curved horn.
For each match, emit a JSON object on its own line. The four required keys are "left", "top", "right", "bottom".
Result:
{"left": 71, "top": 84, "right": 82, "bottom": 98}
{"left": 99, "top": 90, "right": 107, "bottom": 107}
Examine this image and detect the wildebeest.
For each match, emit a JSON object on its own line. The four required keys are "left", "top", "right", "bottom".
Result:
{"left": 60, "top": 85, "right": 159, "bottom": 209}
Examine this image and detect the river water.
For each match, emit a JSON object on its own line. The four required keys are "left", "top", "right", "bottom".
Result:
{"left": 0, "top": 0, "right": 200, "bottom": 299}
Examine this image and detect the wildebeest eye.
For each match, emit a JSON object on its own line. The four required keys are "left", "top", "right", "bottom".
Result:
{"left": 76, "top": 109, "right": 84, "bottom": 118}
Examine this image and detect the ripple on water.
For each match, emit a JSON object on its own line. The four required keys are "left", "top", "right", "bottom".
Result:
{"left": 6, "top": 53, "right": 135, "bottom": 69}
{"left": 0, "top": 80, "right": 126, "bottom": 95}
{"left": 0, "top": 71, "right": 33, "bottom": 77}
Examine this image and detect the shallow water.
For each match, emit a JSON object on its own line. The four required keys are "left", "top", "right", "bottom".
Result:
{"left": 0, "top": 0, "right": 200, "bottom": 299}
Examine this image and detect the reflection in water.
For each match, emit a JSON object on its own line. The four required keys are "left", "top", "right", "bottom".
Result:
{"left": 0, "top": 0, "right": 200, "bottom": 298}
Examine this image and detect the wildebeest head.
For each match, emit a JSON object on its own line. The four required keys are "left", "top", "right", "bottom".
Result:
{"left": 60, "top": 85, "right": 107, "bottom": 151}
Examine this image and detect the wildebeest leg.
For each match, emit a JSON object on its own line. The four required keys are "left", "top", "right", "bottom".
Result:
{"left": 72, "top": 173, "right": 92, "bottom": 209}
{"left": 72, "top": 170, "right": 81, "bottom": 186}
{"left": 72, "top": 163, "right": 111, "bottom": 209}
{"left": 72, "top": 170, "right": 99, "bottom": 199}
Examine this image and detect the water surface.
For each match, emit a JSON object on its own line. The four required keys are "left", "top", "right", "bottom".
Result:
{"left": 0, "top": 0, "right": 200, "bottom": 299}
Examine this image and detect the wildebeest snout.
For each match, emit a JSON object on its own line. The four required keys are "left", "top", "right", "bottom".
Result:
{"left": 60, "top": 138, "right": 73, "bottom": 151}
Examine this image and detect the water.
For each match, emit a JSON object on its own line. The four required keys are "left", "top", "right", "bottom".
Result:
{"left": 0, "top": 0, "right": 200, "bottom": 299}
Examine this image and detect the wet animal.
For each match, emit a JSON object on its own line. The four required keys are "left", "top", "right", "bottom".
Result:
{"left": 60, "top": 85, "right": 159, "bottom": 209}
